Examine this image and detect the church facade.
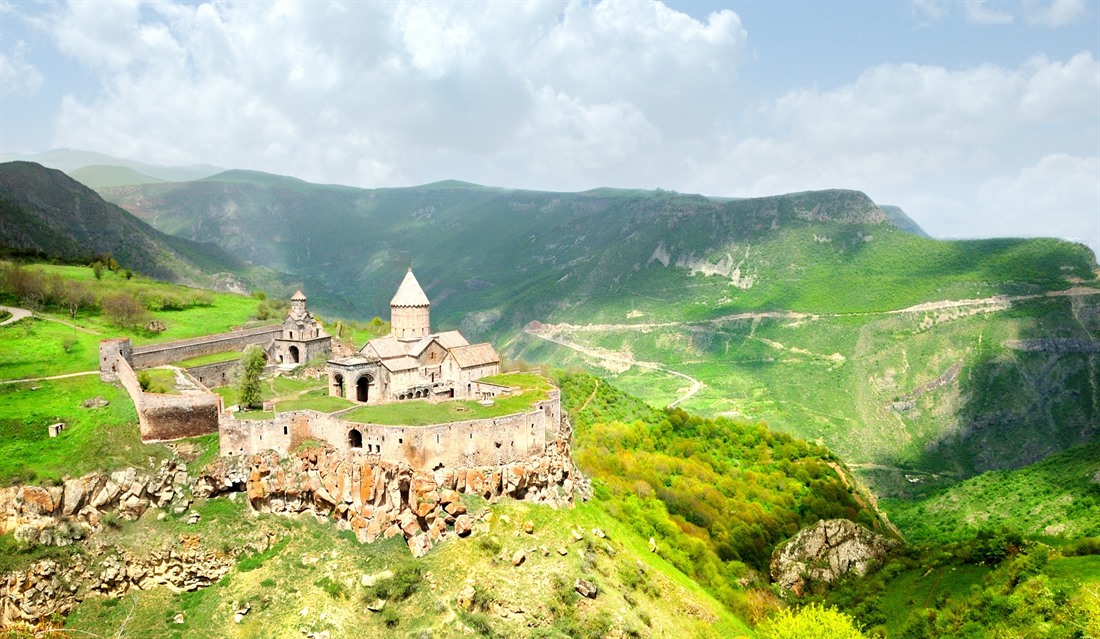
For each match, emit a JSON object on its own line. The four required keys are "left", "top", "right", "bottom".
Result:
{"left": 272, "top": 290, "right": 332, "bottom": 366}
{"left": 326, "top": 269, "right": 501, "bottom": 404}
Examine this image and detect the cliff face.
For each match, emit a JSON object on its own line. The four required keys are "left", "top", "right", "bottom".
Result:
{"left": 200, "top": 416, "right": 577, "bottom": 557}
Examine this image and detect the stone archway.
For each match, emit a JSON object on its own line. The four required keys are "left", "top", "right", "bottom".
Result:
{"left": 289, "top": 345, "right": 300, "bottom": 364}
{"left": 348, "top": 429, "right": 363, "bottom": 449}
{"left": 356, "top": 375, "right": 371, "bottom": 402}
{"left": 332, "top": 373, "right": 345, "bottom": 398}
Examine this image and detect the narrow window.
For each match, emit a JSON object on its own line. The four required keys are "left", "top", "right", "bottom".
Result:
{"left": 283, "top": 426, "right": 288, "bottom": 435}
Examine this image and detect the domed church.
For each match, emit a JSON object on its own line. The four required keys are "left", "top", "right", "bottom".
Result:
{"left": 326, "top": 269, "right": 501, "bottom": 404}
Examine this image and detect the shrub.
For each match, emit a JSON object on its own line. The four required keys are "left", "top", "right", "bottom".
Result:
{"left": 756, "top": 603, "right": 866, "bottom": 639}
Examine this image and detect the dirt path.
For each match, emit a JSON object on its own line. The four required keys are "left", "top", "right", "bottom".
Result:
{"left": 0, "top": 370, "right": 99, "bottom": 385}
{"left": 0, "top": 305, "right": 32, "bottom": 326}
{"left": 525, "top": 329, "right": 705, "bottom": 408}
{"left": 0, "top": 305, "right": 102, "bottom": 334}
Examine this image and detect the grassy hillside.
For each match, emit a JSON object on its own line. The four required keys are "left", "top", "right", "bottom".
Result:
{"left": 882, "top": 442, "right": 1100, "bottom": 542}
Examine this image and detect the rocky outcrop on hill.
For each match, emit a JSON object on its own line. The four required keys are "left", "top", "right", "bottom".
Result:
{"left": 0, "top": 460, "right": 195, "bottom": 546}
{"left": 1, "top": 538, "right": 232, "bottom": 628}
{"left": 197, "top": 428, "right": 576, "bottom": 557}
{"left": 770, "top": 519, "right": 895, "bottom": 595}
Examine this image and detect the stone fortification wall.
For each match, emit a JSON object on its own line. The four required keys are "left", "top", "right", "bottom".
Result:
{"left": 219, "top": 391, "right": 562, "bottom": 473}
{"left": 185, "top": 359, "right": 238, "bottom": 388}
{"left": 129, "top": 325, "right": 282, "bottom": 369}
{"left": 203, "top": 405, "right": 575, "bottom": 556}
{"left": 115, "top": 358, "right": 220, "bottom": 441}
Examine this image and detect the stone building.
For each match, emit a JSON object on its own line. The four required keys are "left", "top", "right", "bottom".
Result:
{"left": 272, "top": 290, "right": 331, "bottom": 365}
{"left": 327, "top": 269, "right": 500, "bottom": 403}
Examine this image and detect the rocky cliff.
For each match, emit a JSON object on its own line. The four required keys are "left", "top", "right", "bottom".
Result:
{"left": 198, "top": 416, "right": 577, "bottom": 557}
{"left": 770, "top": 519, "right": 895, "bottom": 596}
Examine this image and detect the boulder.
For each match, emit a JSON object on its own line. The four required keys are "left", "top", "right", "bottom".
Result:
{"left": 770, "top": 519, "right": 895, "bottom": 595}
{"left": 454, "top": 514, "right": 472, "bottom": 537}
{"left": 574, "top": 578, "right": 597, "bottom": 599}
{"left": 511, "top": 549, "right": 525, "bottom": 566}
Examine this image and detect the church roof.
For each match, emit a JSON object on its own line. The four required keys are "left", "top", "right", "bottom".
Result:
{"left": 381, "top": 356, "right": 420, "bottom": 372}
{"left": 390, "top": 269, "right": 430, "bottom": 307}
{"left": 362, "top": 336, "right": 409, "bottom": 360}
{"left": 434, "top": 330, "right": 469, "bottom": 349}
{"left": 449, "top": 343, "right": 501, "bottom": 369}
{"left": 291, "top": 290, "right": 306, "bottom": 300}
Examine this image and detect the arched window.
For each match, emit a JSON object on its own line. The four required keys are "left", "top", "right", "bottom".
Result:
{"left": 348, "top": 429, "right": 363, "bottom": 449}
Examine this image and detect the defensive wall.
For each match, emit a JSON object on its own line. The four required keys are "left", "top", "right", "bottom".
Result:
{"left": 185, "top": 359, "right": 239, "bottom": 389}
{"left": 129, "top": 325, "right": 283, "bottom": 369}
{"left": 114, "top": 356, "right": 221, "bottom": 441}
{"left": 220, "top": 390, "right": 562, "bottom": 472}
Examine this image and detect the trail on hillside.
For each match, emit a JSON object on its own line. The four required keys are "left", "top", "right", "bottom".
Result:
{"left": 524, "top": 330, "right": 704, "bottom": 408}
{"left": 0, "top": 305, "right": 102, "bottom": 334}
{"left": 525, "top": 287, "right": 1100, "bottom": 410}
{"left": 0, "top": 370, "right": 99, "bottom": 385}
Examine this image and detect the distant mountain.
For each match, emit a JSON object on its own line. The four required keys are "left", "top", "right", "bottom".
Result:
{"left": 0, "top": 149, "right": 222, "bottom": 183}
{"left": 0, "top": 161, "right": 253, "bottom": 290}
{"left": 67, "top": 165, "right": 167, "bottom": 189}
{"left": 879, "top": 205, "right": 929, "bottom": 237}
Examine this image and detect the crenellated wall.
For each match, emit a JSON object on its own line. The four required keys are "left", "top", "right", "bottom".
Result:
{"left": 219, "top": 391, "right": 562, "bottom": 472}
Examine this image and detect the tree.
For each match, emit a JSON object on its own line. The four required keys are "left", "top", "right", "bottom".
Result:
{"left": 91, "top": 261, "right": 104, "bottom": 280}
{"left": 756, "top": 603, "right": 866, "bottom": 639}
{"left": 102, "top": 293, "right": 149, "bottom": 330}
{"left": 236, "top": 346, "right": 267, "bottom": 409}
{"left": 58, "top": 279, "right": 94, "bottom": 319}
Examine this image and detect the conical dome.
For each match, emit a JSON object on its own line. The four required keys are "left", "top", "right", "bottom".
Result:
{"left": 390, "top": 269, "right": 431, "bottom": 340}
{"left": 390, "top": 269, "right": 430, "bottom": 307}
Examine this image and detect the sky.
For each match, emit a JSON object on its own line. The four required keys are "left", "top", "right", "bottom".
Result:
{"left": 1, "top": 0, "right": 1098, "bottom": 257}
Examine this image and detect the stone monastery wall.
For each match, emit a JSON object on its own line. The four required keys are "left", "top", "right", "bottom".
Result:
{"left": 129, "top": 325, "right": 282, "bottom": 369}
{"left": 220, "top": 390, "right": 562, "bottom": 473}
{"left": 114, "top": 357, "right": 221, "bottom": 441}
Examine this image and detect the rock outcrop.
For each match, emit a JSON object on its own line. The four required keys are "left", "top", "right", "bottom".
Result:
{"left": 0, "top": 460, "right": 195, "bottom": 545}
{"left": 770, "top": 519, "right": 895, "bottom": 595}
{"left": 1, "top": 540, "right": 232, "bottom": 628}
{"left": 198, "top": 432, "right": 576, "bottom": 555}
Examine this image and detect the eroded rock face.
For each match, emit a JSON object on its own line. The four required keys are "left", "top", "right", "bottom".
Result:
{"left": 770, "top": 519, "right": 895, "bottom": 595}
{"left": 1, "top": 541, "right": 232, "bottom": 628}
{"left": 198, "top": 425, "right": 576, "bottom": 549}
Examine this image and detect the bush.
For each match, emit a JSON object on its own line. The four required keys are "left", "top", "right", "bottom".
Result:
{"left": 756, "top": 603, "right": 866, "bottom": 639}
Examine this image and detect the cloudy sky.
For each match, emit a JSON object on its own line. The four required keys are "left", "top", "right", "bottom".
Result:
{"left": 1, "top": 0, "right": 1098, "bottom": 255}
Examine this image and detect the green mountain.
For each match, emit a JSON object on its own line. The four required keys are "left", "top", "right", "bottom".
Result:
{"left": 67, "top": 164, "right": 167, "bottom": 189}
{"left": 97, "top": 171, "right": 1100, "bottom": 504}
{"left": 0, "top": 149, "right": 223, "bottom": 182}
{"left": 0, "top": 161, "right": 265, "bottom": 291}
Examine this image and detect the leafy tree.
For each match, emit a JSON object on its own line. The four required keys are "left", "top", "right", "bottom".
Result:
{"left": 756, "top": 603, "right": 866, "bottom": 639}
{"left": 236, "top": 346, "right": 267, "bottom": 409}
{"left": 91, "top": 261, "right": 104, "bottom": 280}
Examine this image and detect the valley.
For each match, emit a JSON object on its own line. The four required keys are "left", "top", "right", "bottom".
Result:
{"left": 0, "top": 159, "right": 1098, "bottom": 637}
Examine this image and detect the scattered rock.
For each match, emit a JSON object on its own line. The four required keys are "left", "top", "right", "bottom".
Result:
{"left": 174, "top": 613, "right": 185, "bottom": 624}
{"left": 234, "top": 602, "right": 251, "bottom": 623}
{"left": 511, "top": 549, "right": 526, "bottom": 566}
{"left": 574, "top": 578, "right": 598, "bottom": 599}
{"left": 523, "top": 520, "right": 534, "bottom": 534}
{"left": 572, "top": 529, "right": 584, "bottom": 542}
{"left": 557, "top": 547, "right": 568, "bottom": 556}
{"left": 454, "top": 514, "right": 472, "bottom": 537}
{"left": 592, "top": 527, "right": 605, "bottom": 539}
{"left": 82, "top": 397, "right": 109, "bottom": 409}
{"left": 648, "top": 537, "right": 658, "bottom": 553}
{"left": 187, "top": 511, "right": 201, "bottom": 525}
{"left": 366, "top": 599, "right": 387, "bottom": 612}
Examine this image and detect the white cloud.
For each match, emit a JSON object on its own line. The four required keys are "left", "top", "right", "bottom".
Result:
{"left": 974, "top": 154, "right": 1100, "bottom": 253}
{"left": 0, "top": 46, "right": 44, "bottom": 97}
{"left": 42, "top": 0, "right": 747, "bottom": 189}
{"left": 963, "top": 0, "right": 1014, "bottom": 25}
{"left": 1028, "top": 0, "right": 1088, "bottom": 27}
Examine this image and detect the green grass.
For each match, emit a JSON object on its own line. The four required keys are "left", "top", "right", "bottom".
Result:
{"left": 342, "top": 388, "right": 549, "bottom": 426}
{"left": 883, "top": 442, "right": 1100, "bottom": 542}
{"left": 274, "top": 395, "right": 354, "bottom": 413}
{"left": 0, "top": 317, "right": 102, "bottom": 380}
{"left": 175, "top": 350, "right": 243, "bottom": 368}
{"left": 141, "top": 367, "right": 182, "bottom": 394}
{"left": 0, "top": 375, "right": 171, "bottom": 485}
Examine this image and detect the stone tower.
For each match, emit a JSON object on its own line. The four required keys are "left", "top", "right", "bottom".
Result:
{"left": 289, "top": 290, "right": 307, "bottom": 320}
{"left": 390, "top": 268, "right": 431, "bottom": 341}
